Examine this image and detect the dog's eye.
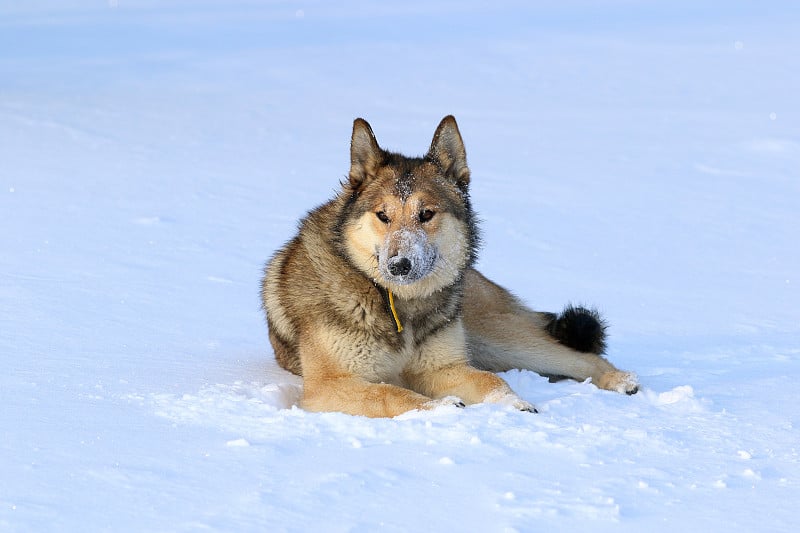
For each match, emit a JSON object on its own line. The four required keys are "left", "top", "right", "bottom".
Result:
{"left": 419, "top": 209, "right": 435, "bottom": 223}
{"left": 376, "top": 211, "right": 390, "bottom": 224}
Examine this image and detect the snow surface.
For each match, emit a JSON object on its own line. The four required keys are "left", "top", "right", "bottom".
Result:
{"left": 1, "top": 1, "right": 799, "bottom": 531}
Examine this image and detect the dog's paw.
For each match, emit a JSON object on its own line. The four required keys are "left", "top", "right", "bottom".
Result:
{"left": 484, "top": 390, "right": 538, "bottom": 413}
{"left": 510, "top": 398, "right": 538, "bottom": 413}
{"left": 423, "top": 396, "right": 465, "bottom": 410}
{"left": 596, "top": 371, "right": 640, "bottom": 395}
{"left": 517, "top": 402, "right": 539, "bottom": 413}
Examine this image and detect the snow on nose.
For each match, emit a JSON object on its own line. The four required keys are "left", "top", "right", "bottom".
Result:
{"left": 378, "top": 228, "right": 436, "bottom": 283}
{"left": 388, "top": 256, "right": 412, "bottom": 276}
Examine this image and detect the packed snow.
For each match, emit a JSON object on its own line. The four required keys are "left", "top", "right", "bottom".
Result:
{"left": 1, "top": 1, "right": 798, "bottom": 531}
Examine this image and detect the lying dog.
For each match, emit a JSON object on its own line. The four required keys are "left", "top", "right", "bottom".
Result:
{"left": 261, "top": 116, "right": 639, "bottom": 417}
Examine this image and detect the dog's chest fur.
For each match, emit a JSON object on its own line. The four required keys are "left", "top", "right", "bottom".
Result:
{"left": 269, "top": 191, "right": 468, "bottom": 384}
{"left": 330, "top": 275, "right": 462, "bottom": 383}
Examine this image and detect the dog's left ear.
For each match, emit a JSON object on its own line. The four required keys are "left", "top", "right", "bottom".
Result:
{"left": 427, "top": 115, "right": 470, "bottom": 190}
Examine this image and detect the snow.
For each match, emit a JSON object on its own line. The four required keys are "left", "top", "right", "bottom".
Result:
{"left": 1, "top": 1, "right": 799, "bottom": 531}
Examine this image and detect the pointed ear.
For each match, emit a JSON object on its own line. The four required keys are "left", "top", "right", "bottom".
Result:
{"left": 349, "top": 118, "right": 382, "bottom": 190}
{"left": 427, "top": 115, "right": 470, "bottom": 190}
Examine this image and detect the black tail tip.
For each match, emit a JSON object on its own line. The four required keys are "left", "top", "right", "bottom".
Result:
{"left": 545, "top": 305, "right": 608, "bottom": 354}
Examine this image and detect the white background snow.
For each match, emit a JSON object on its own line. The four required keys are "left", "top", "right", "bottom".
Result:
{"left": 1, "top": 1, "right": 799, "bottom": 531}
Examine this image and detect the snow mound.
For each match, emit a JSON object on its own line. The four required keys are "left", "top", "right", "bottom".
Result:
{"left": 128, "top": 380, "right": 302, "bottom": 426}
{"left": 645, "top": 385, "right": 709, "bottom": 412}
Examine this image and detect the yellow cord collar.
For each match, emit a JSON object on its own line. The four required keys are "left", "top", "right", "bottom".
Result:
{"left": 387, "top": 290, "right": 403, "bottom": 332}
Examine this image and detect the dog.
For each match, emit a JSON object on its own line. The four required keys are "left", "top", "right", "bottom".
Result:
{"left": 261, "top": 116, "right": 639, "bottom": 418}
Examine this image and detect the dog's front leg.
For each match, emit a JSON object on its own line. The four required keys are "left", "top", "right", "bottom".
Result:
{"left": 302, "top": 375, "right": 447, "bottom": 418}
{"left": 404, "top": 321, "right": 536, "bottom": 412}
{"left": 296, "top": 327, "right": 460, "bottom": 418}
{"left": 406, "top": 363, "right": 537, "bottom": 413}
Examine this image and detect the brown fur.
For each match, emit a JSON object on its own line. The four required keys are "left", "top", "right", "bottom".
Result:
{"left": 261, "top": 116, "right": 638, "bottom": 418}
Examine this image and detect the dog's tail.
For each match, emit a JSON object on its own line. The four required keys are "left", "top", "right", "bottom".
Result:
{"left": 544, "top": 305, "right": 607, "bottom": 354}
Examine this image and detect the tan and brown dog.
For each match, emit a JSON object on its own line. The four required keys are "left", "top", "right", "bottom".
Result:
{"left": 261, "top": 116, "right": 638, "bottom": 417}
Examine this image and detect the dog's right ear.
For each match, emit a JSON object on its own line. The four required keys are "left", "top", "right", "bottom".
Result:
{"left": 349, "top": 118, "right": 382, "bottom": 190}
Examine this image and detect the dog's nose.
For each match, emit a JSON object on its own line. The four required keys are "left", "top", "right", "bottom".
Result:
{"left": 388, "top": 257, "right": 412, "bottom": 276}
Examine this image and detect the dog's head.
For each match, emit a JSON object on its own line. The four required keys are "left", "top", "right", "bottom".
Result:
{"left": 338, "top": 116, "right": 478, "bottom": 299}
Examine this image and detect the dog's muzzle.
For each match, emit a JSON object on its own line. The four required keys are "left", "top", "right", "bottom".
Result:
{"left": 377, "top": 229, "right": 437, "bottom": 284}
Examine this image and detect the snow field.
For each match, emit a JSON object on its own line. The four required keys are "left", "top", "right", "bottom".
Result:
{"left": 2, "top": 1, "right": 799, "bottom": 531}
